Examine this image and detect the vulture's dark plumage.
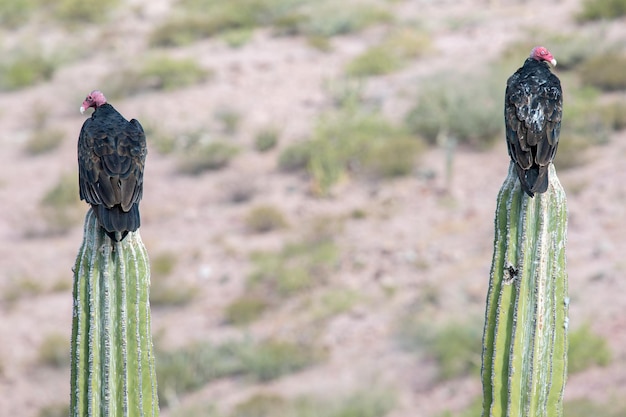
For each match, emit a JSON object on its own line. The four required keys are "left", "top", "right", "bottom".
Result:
{"left": 78, "top": 90, "right": 147, "bottom": 241}
{"left": 505, "top": 46, "right": 562, "bottom": 197}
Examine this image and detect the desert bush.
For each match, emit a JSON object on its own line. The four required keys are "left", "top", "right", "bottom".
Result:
{"left": 38, "top": 404, "right": 70, "bottom": 417}
{"left": 577, "top": 0, "right": 626, "bottom": 22}
{"left": 295, "top": 2, "right": 393, "bottom": 38}
{"left": 362, "top": 136, "right": 424, "bottom": 178}
{"left": 564, "top": 398, "right": 626, "bottom": 417}
{"left": 245, "top": 205, "right": 288, "bottom": 233}
{"left": 38, "top": 332, "right": 70, "bottom": 368}
{"left": 346, "top": 46, "right": 403, "bottom": 77}
{"left": 568, "top": 323, "right": 612, "bottom": 373}
{"left": 405, "top": 71, "right": 502, "bottom": 148}
{"left": 53, "top": 0, "right": 120, "bottom": 25}
{"left": 24, "top": 127, "right": 65, "bottom": 155}
{"left": 214, "top": 107, "right": 242, "bottom": 135}
{"left": 397, "top": 317, "right": 482, "bottom": 381}
{"left": 0, "top": 49, "right": 57, "bottom": 91}
{"left": 277, "top": 141, "right": 313, "bottom": 172}
{"left": 2, "top": 276, "right": 45, "bottom": 304}
{"left": 346, "top": 27, "right": 431, "bottom": 77}
{"left": 0, "top": 0, "right": 42, "bottom": 28}
{"left": 254, "top": 126, "right": 280, "bottom": 152}
{"left": 307, "top": 109, "right": 423, "bottom": 194}
{"left": 177, "top": 141, "right": 239, "bottom": 175}
{"left": 156, "top": 338, "right": 320, "bottom": 405}
{"left": 151, "top": 252, "right": 178, "bottom": 277}
{"left": 106, "top": 55, "right": 211, "bottom": 97}
{"left": 39, "top": 172, "right": 82, "bottom": 234}
{"left": 224, "top": 294, "right": 270, "bottom": 325}
{"left": 150, "top": 279, "right": 197, "bottom": 307}
{"left": 232, "top": 389, "right": 394, "bottom": 417}
{"left": 578, "top": 52, "right": 626, "bottom": 91}
{"left": 248, "top": 237, "right": 338, "bottom": 297}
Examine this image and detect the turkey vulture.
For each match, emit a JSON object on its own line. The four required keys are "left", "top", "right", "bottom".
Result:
{"left": 78, "top": 90, "right": 147, "bottom": 241}
{"left": 505, "top": 46, "right": 562, "bottom": 197}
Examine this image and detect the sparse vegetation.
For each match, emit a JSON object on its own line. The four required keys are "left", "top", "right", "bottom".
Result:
{"left": 232, "top": 388, "right": 394, "bottom": 417}
{"left": 106, "top": 55, "right": 211, "bottom": 97}
{"left": 52, "top": 0, "right": 120, "bottom": 25}
{"left": 254, "top": 126, "right": 280, "bottom": 152}
{"left": 346, "top": 27, "right": 431, "bottom": 77}
{"left": 157, "top": 338, "right": 321, "bottom": 406}
{"left": 568, "top": 323, "right": 612, "bottom": 373}
{"left": 177, "top": 141, "right": 240, "bottom": 175}
{"left": 564, "top": 398, "right": 626, "bottom": 417}
{"left": 0, "top": 49, "right": 57, "bottom": 91}
{"left": 245, "top": 205, "right": 288, "bottom": 233}
{"left": 0, "top": 0, "right": 42, "bottom": 28}
{"left": 151, "top": 251, "right": 178, "bottom": 277}
{"left": 578, "top": 52, "right": 626, "bottom": 91}
{"left": 215, "top": 107, "right": 242, "bottom": 135}
{"left": 38, "top": 332, "right": 70, "bottom": 368}
{"left": 405, "top": 71, "right": 502, "bottom": 148}
{"left": 38, "top": 403, "right": 70, "bottom": 417}
{"left": 24, "top": 127, "right": 65, "bottom": 155}
{"left": 397, "top": 317, "right": 482, "bottom": 381}
{"left": 150, "top": 279, "right": 197, "bottom": 307}
{"left": 577, "top": 0, "right": 626, "bottom": 22}
{"left": 2, "top": 276, "right": 45, "bottom": 304}
{"left": 39, "top": 173, "right": 82, "bottom": 235}
{"left": 278, "top": 141, "right": 313, "bottom": 172}
{"left": 224, "top": 294, "right": 270, "bottom": 325}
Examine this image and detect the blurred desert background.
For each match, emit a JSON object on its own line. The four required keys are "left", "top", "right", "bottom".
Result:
{"left": 1, "top": 0, "right": 626, "bottom": 416}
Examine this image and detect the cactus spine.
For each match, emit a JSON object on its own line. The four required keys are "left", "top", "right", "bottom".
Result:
{"left": 482, "top": 163, "right": 568, "bottom": 417}
{"left": 71, "top": 208, "right": 159, "bottom": 417}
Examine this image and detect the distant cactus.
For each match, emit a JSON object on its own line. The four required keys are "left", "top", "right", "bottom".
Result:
{"left": 70, "top": 208, "right": 159, "bottom": 417}
{"left": 481, "top": 163, "right": 568, "bottom": 417}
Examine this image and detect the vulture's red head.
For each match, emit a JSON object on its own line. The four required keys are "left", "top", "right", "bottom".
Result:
{"left": 530, "top": 46, "right": 557, "bottom": 67}
{"left": 80, "top": 90, "right": 107, "bottom": 114}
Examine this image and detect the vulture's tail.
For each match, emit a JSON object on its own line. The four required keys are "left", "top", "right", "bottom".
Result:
{"left": 515, "top": 164, "right": 550, "bottom": 198}
{"left": 92, "top": 204, "right": 140, "bottom": 241}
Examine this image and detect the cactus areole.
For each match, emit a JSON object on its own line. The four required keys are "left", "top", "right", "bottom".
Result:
{"left": 71, "top": 208, "right": 159, "bottom": 417}
{"left": 481, "top": 163, "right": 568, "bottom": 417}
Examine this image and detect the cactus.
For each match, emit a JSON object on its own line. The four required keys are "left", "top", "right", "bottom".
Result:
{"left": 481, "top": 163, "right": 568, "bottom": 417}
{"left": 70, "top": 208, "right": 159, "bottom": 417}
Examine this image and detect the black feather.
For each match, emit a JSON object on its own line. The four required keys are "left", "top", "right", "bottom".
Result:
{"left": 78, "top": 103, "right": 147, "bottom": 241}
{"left": 505, "top": 58, "right": 562, "bottom": 197}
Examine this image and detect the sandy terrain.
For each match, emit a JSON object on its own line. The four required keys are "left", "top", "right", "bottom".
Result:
{"left": 1, "top": 0, "right": 625, "bottom": 416}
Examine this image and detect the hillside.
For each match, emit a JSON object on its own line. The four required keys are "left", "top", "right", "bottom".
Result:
{"left": 1, "top": 1, "right": 626, "bottom": 416}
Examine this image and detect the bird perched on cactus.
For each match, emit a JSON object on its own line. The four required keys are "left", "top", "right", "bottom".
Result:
{"left": 505, "top": 46, "right": 562, "bottom": 197}
{"left": 78, "top": 90, "right": 147, "bottom": 241}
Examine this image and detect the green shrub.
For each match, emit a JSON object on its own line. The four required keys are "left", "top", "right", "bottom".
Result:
{"left": 214, "top": 107, "right": 242, "bottom": 135}
{"left": 106, "top": 55, "right": 211, "bottom": 97}
{"left": 278, "top": 141, "right": 313, "bottom": 172}
{"left": 568, "top": 323, "right": 612, "bottom": 373}
{"left": 0, "top": 50, "right": 57, "bottom": 91}
{"left": 24, "top": 128, "right": 65, "bottom": 155}
{"left": 578, "top": 52, "right": 626, "bottom": 91}
{"left": 297, "top": 3, "right": 393, "bottom": 38}
{"left": 39, "top": 173, "right": 82, "bottom": 234}
{"left": 232, "top": 389, "right": 394, "bottom": 417}
{"left": 306, "top": 109, "right": 422, "bottom": 194}
{"left": 254, "top": 127, "right": 280, "bottom": 152}
{"left": 563, "top": 398, "right": 626, "bottom": 417}
{"left": 0, "top": 0, "right": 42, "bottom": 28}
{"left": 150, "top": 279, "right": 197, "bottom": 307}
{"left": 224, "top": 294, "right": 270, "bottom": 325}
{"left": 38, "top": 332, "right": 70, "bottom": 368}
{"left": 151, "top": 252, "right": 178, "bottom": 277}
{"left": 346, "top": 46, "right": 403, "bottom": 77}
{"left": 405, "top": 71, "right": 502, "bottom": 148}
{"left": 397, "top": 317, "right": 482, "bottom": 381}
{"left": 53, "top": 0, "right": 120, "bottom": 25}
{"left": 156, "top": 338, "right": 320, "bottom": 405}
{"left": 177, "top": 141, "right": 239, "bottom": 175}
{"left": 245, "top": 205, "right": 288, "bottom": 233}
{"left": 237, "top": 339, "right": 320, "bottom": 382}
{"left": 346, "top": 27, "right": 431, "bottom": 77}
{"left": 38, "top": 404, "right": 70, "bottom": 417}
{"left": 577, "top": 0, "right": 626, "bottom": 22}
{"left": 2, "top": 276, "right": 44, "bottom": 304}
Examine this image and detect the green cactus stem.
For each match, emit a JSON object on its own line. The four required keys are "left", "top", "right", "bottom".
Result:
{"left": 481, "top": 163, "right": 568, "bottom": 417}
{"left": 70, "top": 208, "right": 159, "bottom": 417}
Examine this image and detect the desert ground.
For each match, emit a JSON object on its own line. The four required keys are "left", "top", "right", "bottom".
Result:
{"left": 1, "top": 0, "right": 626, "bottom": 416}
